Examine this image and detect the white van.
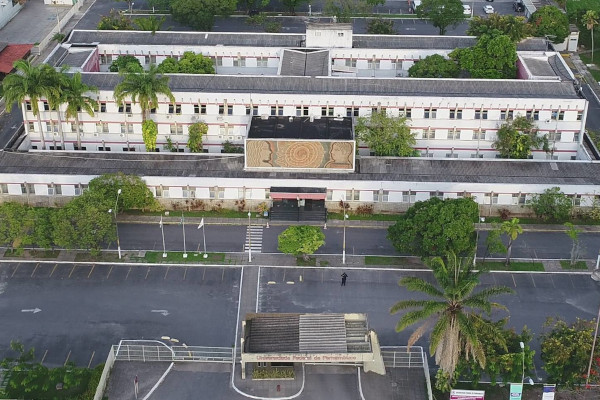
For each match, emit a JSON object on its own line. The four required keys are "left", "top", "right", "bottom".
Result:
{"left": 462, "top": 4, "right": 472, "bottom": 15}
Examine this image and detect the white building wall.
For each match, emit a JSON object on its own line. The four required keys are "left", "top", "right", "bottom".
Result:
{"left": 0, "top": 2, "right": 23, "bottom": 30}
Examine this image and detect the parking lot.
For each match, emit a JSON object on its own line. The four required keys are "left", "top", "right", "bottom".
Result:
{"left": 0, "top": 262, "right": 241, "bottom": 367}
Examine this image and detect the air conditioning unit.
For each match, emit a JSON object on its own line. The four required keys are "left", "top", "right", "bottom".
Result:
{"left": 217, "top": 116, "right": 224, "bottom": 121}
{"left": 93, "top": 132, "right": 99, "bottom": 137}
{"left": 166, "top": 115, "right": 171, "bottom": 119}
{"left": 120, "top": 133, "right": 125, "bottom": 137}
{"left": 127, "top": 114, "right": 133, "bottom": 118}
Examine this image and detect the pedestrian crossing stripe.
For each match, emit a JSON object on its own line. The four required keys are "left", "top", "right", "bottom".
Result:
{"left": 245, "top": 225, "right": 264, "bottom": 253}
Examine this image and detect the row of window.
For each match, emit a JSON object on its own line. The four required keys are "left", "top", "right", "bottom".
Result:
{"left": 99, "top": 54, "right": 273, "bottom": 68}
{"left": 26, "top": 100, "right": 583, "bottom": 122}
{"left": 1, "top": 184, "right": 592, "bottom": 206}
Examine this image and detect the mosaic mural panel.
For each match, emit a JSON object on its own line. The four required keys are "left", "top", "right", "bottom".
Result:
{"left": 246, "top": 140, "right": 354, "bottom": 170}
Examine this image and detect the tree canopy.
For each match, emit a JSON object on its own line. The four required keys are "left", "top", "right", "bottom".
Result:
{"left": 366, "top": 18, "right": 396, "bottom": 34}
{"left": 467, "top": 14, "right": 532, "bottom": 42}
{"left": 134, "top": 15, "right": 166, "bottom": 34}
{"left": 278, "top": 226, "right": 325, "bottom": 260}
{"left": 188, "top": 122, "right": 207, "bottom": 152}
{"left": 450, "top": 33, "right": 517, "bottom": 78}
{"left": 493, "top": 116, "right": 547, "bottom": 159}
{"left": 97, "top": 9, "right": 134, "bottom": 30}
{"left": 391, "top": 253, "right": 513, "bottom": 390}
{"left": 529, "top": 187, "right": 573, "bottom": 221}
{"left": 530, "top": 6, "right": 570, "bottom": 44}
{"left": 109, "top": 55, "right": 144, "bottom": 73}
{"left": 171, "top": 0, "right": 237, "bottom": 31}
{"left": 355, "top": 111, "right": 418, "bottom": 157}
{"left": 416, "top": 0, "right": 466, "bottom": 35}
{"left": 157, "top": 52, "right": 215, "bottom": 74}
{"left": 281, "top": 0, "right": 308, "bottom": 14}
{"left": 87, "top": 172, "right": 159, "bottom": 211}
{"left": 408, "top": 54, "right": 459, "bottom": 78}
{"left": 387, "top": 197, "right": 479, "bottom": 257}
{"left": 324, "top": 0, "right": 384, "bottom": 23}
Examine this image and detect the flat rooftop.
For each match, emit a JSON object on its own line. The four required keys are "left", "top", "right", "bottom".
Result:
{"left": 247, "top": 116, "right": 353, "bottom": 140}
{"left": 2, "top": 151, "right": 598, "bottom": 186}
{"left": 79, "top": 73, "right": 581, "bottom": 99}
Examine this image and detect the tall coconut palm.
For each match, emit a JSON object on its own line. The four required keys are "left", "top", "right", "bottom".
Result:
{"left": 390, "top": 253, "right": 513, "bottom": 386}
{"left": 44, "top": 66, "right": 68, "bottom": 149}
{"left": 500, "top": 217, "right": 523, "bottom": 266}
{"left": 62, "top": 72, "right": 99, "bottom": 149}
{"left": 113, "top": 64, "right": 175, "bottom": 123}
{"left": 2, "top": 60, "right": 59, "bottom": 149}
{"left": 583, "top": 10, "right": 599, "bottom": 63}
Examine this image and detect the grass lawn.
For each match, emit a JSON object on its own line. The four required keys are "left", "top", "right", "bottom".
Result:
{"left": 478, "top": 261, "right": 545, "bottom": 271}
{"left": 483, "top": 216, "right": 600, "bottom": 225}
{"left": 365, "top": 256, "right": 405, "bottom": 265}
{"left": 4, "top": 249, "right": 60, "bottom": 258}
{"left": 580, "top": 51, "right": 600, "bottom": 82}
{"left": 74, "top": 252, "right": 122, "bottom": 262}
{"left": 560, "top": 260, "right": 589, "bottom": 270}
{"left": 296, "top": 256, "right": 316, "bottom": 266}
{"left": 141, "top": 251, "right": 226, "bottom": 264}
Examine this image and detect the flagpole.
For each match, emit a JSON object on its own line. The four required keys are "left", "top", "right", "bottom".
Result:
{"left": 182, "top": 212, "right": 187, "bottom": 258}
{"left": 202, "top": 222, "right": 208, "bottom": 259}
{"left": 160, "top": 216, "right": 167, "bottom": 258}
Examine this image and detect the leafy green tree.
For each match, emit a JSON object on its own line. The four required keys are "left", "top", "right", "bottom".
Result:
{"left": 564, "top": 222, "right": 583, "bottom": 266}
{"left": 530, "top": 6, "right": 570, "bottom": 44}
{"left": 324, "top": 0, "right": 384, "bottom": 23}
{"left": 238, "top": 0, "right": 270, "bottom": 12}
{"left": 582, "top": 10, "right": 599, "bottom": 62}
{"left": 52, "top": 192, "right": 115, "bottom": 255}
{"left": 541, "top": 318, "right": 600, "bottom": 386}
{"left": 278, "top": 225, "right": 325, "bottom": 261}
{"left": 3, "top": 60, "right": 60, "bottom": 149}
{"left": 388, "top": 197, "right": 479, "bottom": 258}
{"left": 408, "top": 54, "right": 459, "bottom": 78}
{"left": 171, "top": 0, "right": 237, "bottom": 31}
{"left": 529, "top": 187, "right": 573, "bottom": 221}
{"left": 0, "top": 202, "right": 35, "bottom": 252}
{"left": 223, "top": 140, "right": 244, "bottom": 153}
{"left": 97, "top": 9, "right": 134, "bottom": 30}
{"left": 390, "top": 253, "right": 513, "bottom": 390}
{"left": 142, "top": 120, "right": 158, "bottom": 151}
{"left": 467, "top": 14, "right": 532, "bottom": 42}
{"left": 282, "top": 0, "right": 308, "bottom": 14}
{"left": 62, "top": 72, "right": 99, "bottom": 149}
{"left": 500, "top": 218, "right": 523, "bottom": 266}
{"left": 456, "top": 319, "right": 534, "bottom": 386}
{"left": 109, "top": 55, "right": 144, "bottom": 73}
{"left": 366, "top": 18, "right": 396, "bottom": 34}
{"left": 157, "top": 57, "right": 179, "bottom": 73}
{"left": 450, "top": 33, "right": 517, "bottom": 78}
{"left": 135, "top": 15, "right": 166, "bottom": 34}
{"left": 114, "top": 64, "right": 175, "bottom": 122}
{"left": 157, "top": 52, "right": 215, "bottom": 74}
{"left": 88, "top": 172, "right": 159, "bottom": 211}
{"left": 188, "top": 122, "right": 207, "bottom": 152}
{"left": 493, "top": 116, "right": 547, "bottom": 159}
{"left": 355, "top": 111, "right": 418, "bottom": 157}
{"left": 416, "top": 0, "right": 466, "bottom": 35}
{"left": 32, "top": 207, "right": 55, "bottom": 250}
{"left": 481, "top": 224, "right": 506, "bottom": 265}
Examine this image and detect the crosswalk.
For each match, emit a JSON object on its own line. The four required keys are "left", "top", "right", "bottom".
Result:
{"left": 244, "top": 225, "right": 263, "bottom": 253}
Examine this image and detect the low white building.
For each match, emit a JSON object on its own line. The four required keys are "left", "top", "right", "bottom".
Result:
{"left": 0, "top": 0, "right": 23, "bottom": 30}
{"left": 31, "top": 25, "right": 590, "bottom": 161}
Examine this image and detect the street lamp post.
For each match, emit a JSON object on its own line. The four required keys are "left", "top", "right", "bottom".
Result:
{"left": 342, "top": 201, "right": 348, "bottom": 264}
{"left": 247, "top": 211, "right": 252, "bottom": 263}
{"left": 520, "top": 341, "right": 525, "bottom": 383}
{"left": 109, "top": 189, "right": 122, "bottom": 259}
{"left": 586, "top": 301, "right": 600, "bottom": 387}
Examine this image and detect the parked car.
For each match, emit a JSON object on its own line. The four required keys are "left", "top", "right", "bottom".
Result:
{"left": 462, "top": 4, "right": 471, "bottom": 15}
{"left": 483, "top": 5, "right": 494, "bottom": 13}
{"left": 513, "top": 0, "right": 524, "bottom": 11}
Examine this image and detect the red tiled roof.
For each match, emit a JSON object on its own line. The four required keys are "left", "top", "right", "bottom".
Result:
{"left": 0, "top": 44, "right": 33, "bottom": 74}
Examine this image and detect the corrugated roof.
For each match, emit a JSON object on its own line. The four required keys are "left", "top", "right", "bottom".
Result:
{"left": 1, "top": 151, "right": 599, "bottom": 186}
{"left": 79, "top": 73, "right": 580, "bottom": 99}
{"left": 0, "top": 44, "right": 32, "bottom": 74}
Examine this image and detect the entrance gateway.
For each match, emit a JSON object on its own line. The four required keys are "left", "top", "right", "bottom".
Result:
{"left": 240, "top": 313, "right": 386, "bottom": 379}
{"left": 269, "top": 187, "right": 327, "bottom": 222}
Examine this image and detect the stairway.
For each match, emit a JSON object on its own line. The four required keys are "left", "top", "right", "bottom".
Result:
{"left": 244, "top": 225, "right": 263, "bottom": 253}
{"left": 269, "top": 208, "right": 327, "bottom": 222}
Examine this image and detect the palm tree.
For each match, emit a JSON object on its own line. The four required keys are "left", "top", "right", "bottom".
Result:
{"left": 113, "top": 64, "right": 175, "bottom": 123}
{"left": 62, "top": 72, "right": 99, "bottom": 149}
{"left": 500, "top": 218, "right": 523, "bottom": 266}
{"left": 583, "top": 10, "right": 599, "bottom": 63}
{"left": 2, "top": 60, "right": 59, "bottom": 149}
{"left": 390, "top": 253, "right": 513, "bottom": 386}
{"left": 134, "top": 15, "right": 166, "bottom": 34}
{"left": 44, "top": 66, "right": 68, "bottom": 149}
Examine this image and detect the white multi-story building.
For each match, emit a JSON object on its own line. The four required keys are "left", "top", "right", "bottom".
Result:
{"left": 31, "top": 24, "right": 590, "bottom": 160}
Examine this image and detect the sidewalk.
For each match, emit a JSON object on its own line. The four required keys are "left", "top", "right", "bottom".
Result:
{"left": 117, "top": 213, "right": 600, "bottom": 232}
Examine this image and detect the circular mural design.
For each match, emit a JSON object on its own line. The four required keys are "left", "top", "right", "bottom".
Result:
{"left": 277, "top": 141, "right": 325, "bottom": 168}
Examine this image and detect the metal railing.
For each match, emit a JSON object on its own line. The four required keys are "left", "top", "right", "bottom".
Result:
{"left": 381, "top": 346, "right": 425, "bottom": 368}
{"left": 112, "top": 344, "right": 233, "bottom": 363}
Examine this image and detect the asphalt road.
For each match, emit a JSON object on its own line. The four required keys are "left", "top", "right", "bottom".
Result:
{"left": 258, "top": 267, "right": 600, "bottom": 379}
{"left": 117, "top": 223, "right": 600, "bottom": 260}
{"left": 0, "top": 102, "right": 24, "bottom": 149}
{"left": 0, "top": 262, "right": 240, "bottom": 367}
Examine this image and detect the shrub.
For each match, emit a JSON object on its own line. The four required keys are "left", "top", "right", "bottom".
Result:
{"left": 355, "top": 204, "right": 374, "bottom": 215}
{"left": 252, "top": 367, "right": 295, "bottom": 379}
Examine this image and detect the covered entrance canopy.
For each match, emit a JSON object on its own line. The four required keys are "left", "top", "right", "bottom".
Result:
{"left": 240, "top": 313, "right": 385, "bottom": 379}
{"left": 270, "top": 186, "right": 326, "bottom": 200}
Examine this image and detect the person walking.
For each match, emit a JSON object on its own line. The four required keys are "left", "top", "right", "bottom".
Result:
{"left": 341, "top": 272, "right": 348, "bottom": 286}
